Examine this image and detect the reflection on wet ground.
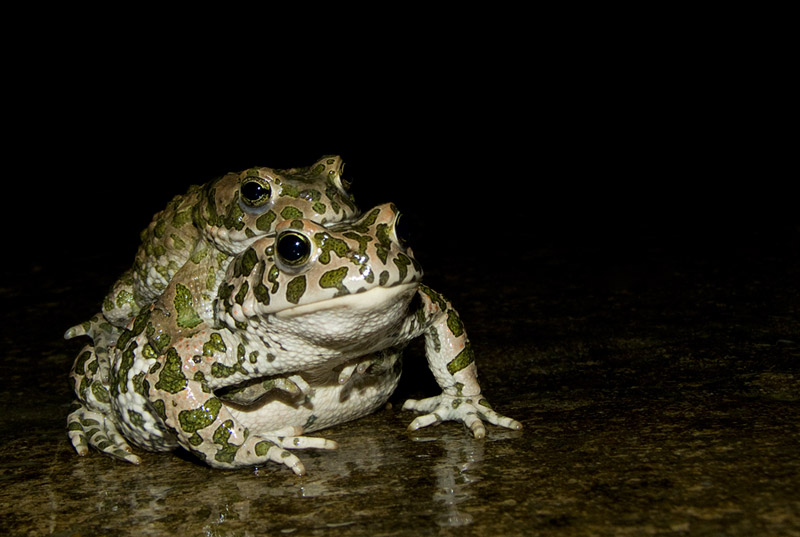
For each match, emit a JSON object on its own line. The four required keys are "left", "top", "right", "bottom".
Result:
{"left": 2, "top": 233, "right": 799, "bottom": 536}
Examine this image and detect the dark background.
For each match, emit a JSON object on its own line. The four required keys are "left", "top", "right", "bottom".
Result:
{"left": 13, "top": 94, "right": 794, "bottom": 274}
{"left": 2, "top": 25, "right": 799, "bottom": 536}
{"left": 7, "top": 31, "right": 794, "bottom": 280}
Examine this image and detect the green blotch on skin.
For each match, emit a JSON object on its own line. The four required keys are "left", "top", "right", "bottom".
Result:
{"left": 254, "top": 440, "right": 272, "bottom": 457}
{"left": 115, "top": 290, "right": 135, "bottom": 309}
{"left": 67, "top": 421, "right": 83, "bottom": 432}
{"left": 203, "top": 333, "right": 227, "bottom": 356}
{"left": 280, "top": 206, "right": 304, "bottom": 220}
{"left": 314, "top": 232, "right": 349, "bottom": 264}
{"left": 170, "top": 233, "right": 186, "bottom": 251}
{"left": 128, "top": 409, "right": 144, "bottom": 428}
{"left": 132, "top": 371, "right": 150, "bottom": 397}
{"left": 213, "top": 419, "right": 240, "bottom": 463}
{"left": 141, "top": 343, "right": 158, "bottom": 360}
{"left": 218, "top": 282, "right": 233, "bottom": 302}
{"left": 342, "top": 231, "right": 372, "bottom": 256}
{"left": 253, "top": 282, "right": 270, "bottom": 305}
{"left": 319, "top": 267, "right": 349, "bottom": 295}
{"left": 216, "top": 444, "right": 239, "bottom": 464}
{"left": 446, "top": 343, "right": 475, "bottom": 375}
{"left": 235, "top": 281, "right": 249, "bottom": 305}
{"left": 393, "top": 253, "right": 412, "bottom": 282}
{"left": 174, "top": 284, "right": 203, "bottom": 329}
{"left": 429, "top": 326, "right": 442, "bottom": 353}
{"left": 255, "top": 210, "right": 277, "bottom": 232}
{"left": 130, "top": 309, "right": 151, "bottom": 337}
{"left": 190, "top": 244, "right": 209, "bottom": 264}
{"left": 446, "top": 310, "right": 464, "bottom": 337}
{"left": 376, "top": 222, "right": 391, "bottom": 246}
{"left": 312, "top": 201, "right": 326, "bottom": 214}
{"left": 420, "top": 284, "right": 448, "bottom": 312}
{"left": 155, "top": 347, "right": 187, "bottom": 394}
{"left": 116, "top": 343, "right": 136, "bottom": 394}
{"left": 236, "top": 247, "right": 258, "bottom": 277}
{"left": 211, "top": 361, "right": 238, "bottom": 378}
{"left": 223, "top": 197, "right": 246, "bottom": 231}
{"left": 152, "top": 399, "right": 167, "bottom": 421}
{"left": 301, "top": 189, "right": 321, "bottom": 202}
{"left": 178, "top": 397, "right": 222, "bottom": 434}
{"left": 352, "top": 207, "right": 380, "bottom": 233}
{"left": 103, "top": 377, "right": 114, "bottom": 400}
{"left": 375, "top": 223, "right": 392, "bottom": 264}
{"left": 280, "top": 184, "right": 301, "bottom": 198}
{"left": 79, "top": 417, "right": 100, "bottom": 428}
{"left": 172, "top": 209, "right": 193, "bottom": 227}
{"left": 267, "top": 265, "right": 280, "bottom": 293}
{"left": 286, "top": 276, "right": 306, "bottom": 304}
{"left": 91, "top": 382, "right": 110, "bottom": 404}
{"left": 154, "top": 219, "right": 167, "bottom": 239}
{"left": 74, "top": 350, "right": 92, "bottom": 376}
{"left": 151, "top": 331, "right": 171, "bottom": 354}
{"left": 206, "top": 266, "right": 216, "bottom": 292}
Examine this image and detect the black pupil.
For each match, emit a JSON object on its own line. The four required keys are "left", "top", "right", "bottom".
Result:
{"left": 277, "top": 233, "right": 309, "bottom": 264}
{"left": 242, "top": 180, "right": 269, "bottom": 202}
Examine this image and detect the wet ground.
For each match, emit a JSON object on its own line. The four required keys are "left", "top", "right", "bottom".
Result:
{"left": 1, "top": 206, "right": 798, "bottom": 536}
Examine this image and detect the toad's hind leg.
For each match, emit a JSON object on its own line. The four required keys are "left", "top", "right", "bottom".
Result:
{"left": 66, "top": 330, "right": 141, "bottom": 464}
{"left": 156, "top": 377, "right": 338, "bottom": 474}
{"left": 236, "top": 426, "right": 339, "bottom": 476}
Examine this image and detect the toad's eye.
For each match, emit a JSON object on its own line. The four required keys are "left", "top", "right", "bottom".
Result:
{"left": 276, "top": 231, "right": 311, "bottom": 267}
{"left": 240, "top": 176, "right": 272, "bottom": 207}
{"left": 394, "top": 212, "right": 411, "bottom": 245}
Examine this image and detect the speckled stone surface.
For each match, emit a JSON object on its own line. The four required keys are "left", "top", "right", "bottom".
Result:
{"left": 2, "top": 209, "right": 798, "bottom": 536}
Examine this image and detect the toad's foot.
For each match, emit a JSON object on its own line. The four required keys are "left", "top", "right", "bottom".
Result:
{"left": 218, "top": 374, "right": 315, "bottom": 406}
{"left": 67, "top": 403, "right": 141, "bottom": 464}
{"left": 337, "top": 360, "right": 371, "bottom": 384}
{"left": 236, "top": 426, "right": 338, "bottom": 476}
{"left": 402, "top": 394, "right": 522, "bottom": 439}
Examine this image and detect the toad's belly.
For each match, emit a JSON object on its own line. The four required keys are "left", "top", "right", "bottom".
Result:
{"left": 228, "top": 353, "right": 403, "bottom": 434}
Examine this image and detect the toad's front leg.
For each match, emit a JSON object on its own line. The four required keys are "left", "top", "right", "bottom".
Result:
{"left": 402, "top": 285, "right": 522, "bottom": 438}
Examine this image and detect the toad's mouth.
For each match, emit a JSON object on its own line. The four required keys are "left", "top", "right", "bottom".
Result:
{"left": 273, "top": 282, "right": 419, "bottom": 320}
